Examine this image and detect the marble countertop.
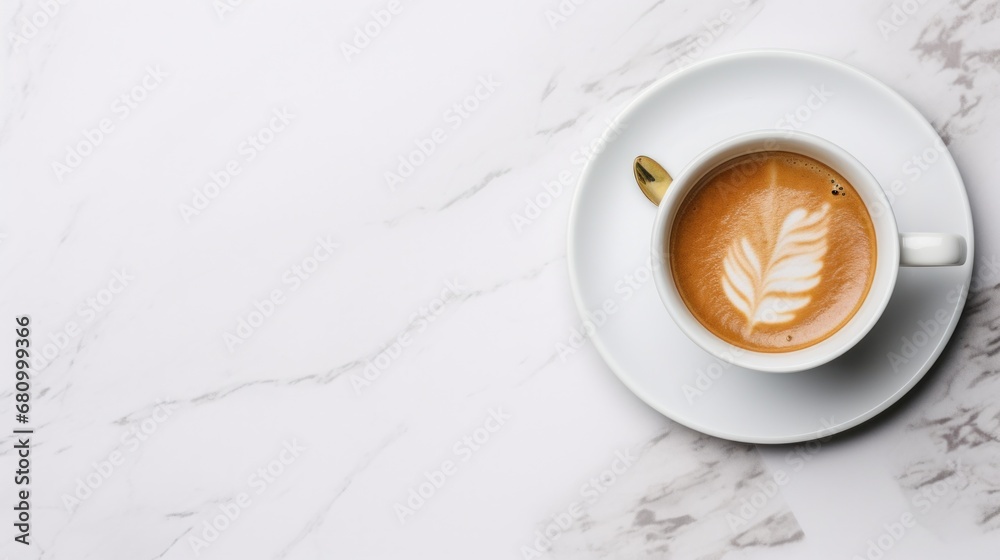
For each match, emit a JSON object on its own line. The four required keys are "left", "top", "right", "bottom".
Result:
{"left": 1, "top": 0, "right": 999, "bottom": 558}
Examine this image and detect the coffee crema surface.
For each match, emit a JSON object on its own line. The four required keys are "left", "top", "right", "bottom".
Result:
{"left": 669, "top": 151, "right": 877, "bottom": 352}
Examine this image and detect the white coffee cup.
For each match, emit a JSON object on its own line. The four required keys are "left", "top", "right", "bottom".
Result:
{"left": 651, "top": 130, "right": 966, "bottom": 373}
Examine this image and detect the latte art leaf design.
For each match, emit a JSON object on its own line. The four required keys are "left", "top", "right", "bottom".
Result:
{"left": 721, "top": 204, "right": 830, "bottom": 332}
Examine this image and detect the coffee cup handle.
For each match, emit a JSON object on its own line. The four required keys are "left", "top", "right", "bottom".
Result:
{"left": 899, "top": 233, "right": 967, "bottom": 266}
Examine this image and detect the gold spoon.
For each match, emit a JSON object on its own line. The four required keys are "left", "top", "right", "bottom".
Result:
{"left": 633, "top": 155, "right": 672, "bottom": 205}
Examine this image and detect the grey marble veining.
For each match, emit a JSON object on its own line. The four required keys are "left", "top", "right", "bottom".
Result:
{"left": 893, "top": 278, "right": 1000, "bottom": 535}
{"left": 911, "top": 0, "right": 1000, "bottom": 141}
{"left": 543, "top": 426, "right": 802, "bottom": 559}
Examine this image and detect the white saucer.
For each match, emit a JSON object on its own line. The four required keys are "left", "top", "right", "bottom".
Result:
{"left": 567, "top": 50, "right": 975, "bottom": 444}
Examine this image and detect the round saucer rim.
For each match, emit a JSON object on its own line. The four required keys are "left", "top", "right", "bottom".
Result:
{"left": 566, "top": 48, "right": 975, "bottom": 444}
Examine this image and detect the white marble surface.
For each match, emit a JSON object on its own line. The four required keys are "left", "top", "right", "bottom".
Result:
{"left": 1, "top": 0, "right": 999, "bottom": 559}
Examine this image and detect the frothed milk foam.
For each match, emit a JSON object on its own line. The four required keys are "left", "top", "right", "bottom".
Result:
{"left": 669, "top": 151, "right": 876, "bottom": 352}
